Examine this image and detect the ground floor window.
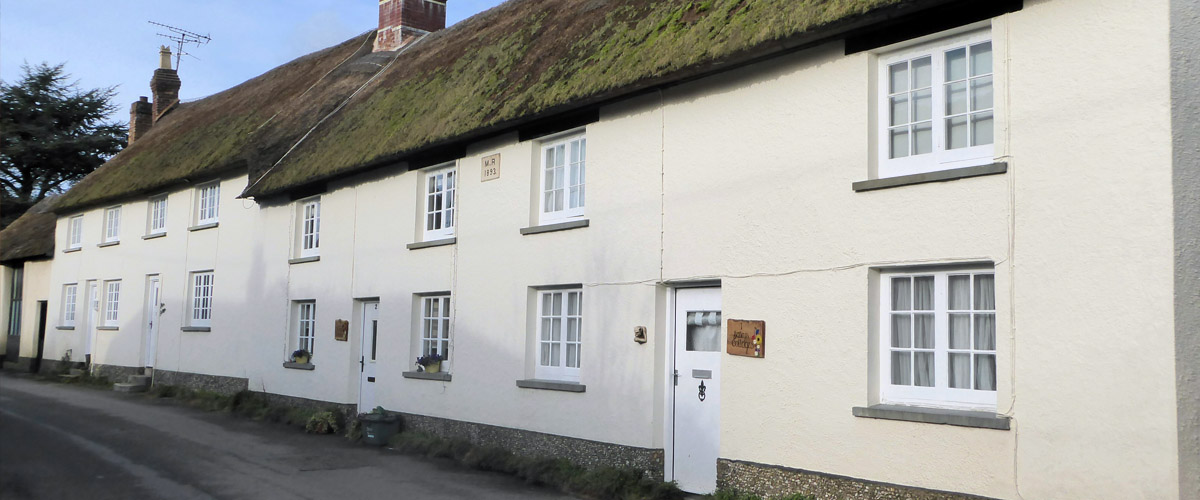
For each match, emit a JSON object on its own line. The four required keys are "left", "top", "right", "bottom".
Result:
{"left": 293, "top": 301, "right": 316, "bottom": 356}
{"left": 419, "top": 294, "right": 451, "bottom": 364}
{"left": 535, "top": 288, "right": 582, "bottom": 381}
{"left": 880, "top": 267, "right": 996, "bottom": 409}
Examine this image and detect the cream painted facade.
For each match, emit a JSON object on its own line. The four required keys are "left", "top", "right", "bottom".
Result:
{"left": 1, "top": 259, "right": 52, "bottom": 365}
{"left": 24, "top": 0, "right": 1188, "bottom": 498}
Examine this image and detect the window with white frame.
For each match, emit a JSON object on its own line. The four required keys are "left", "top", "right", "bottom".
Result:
{"left": 195, "top": 182, "right": 220, "bottom": 225}
{"left": 880, "top": 268, "right": 996, "bottom": 409}
{"left": 878, "top": 30, "right": 994, "bottom": 178}
{"left": 62, "top": 284, "right": 78, "bottom": 327}
{"left": 293, "top": 301, "right": 316, "bottom": 355}
{"left": 419, "top": 294, "right": 451, "bottom": 366}
{"left": 67, "top": 216, "right": 83, "bottom": 249}
{"left": 538, "top": 133, "right": 586, "bottom": 224}
{"left": 536, "top": 289, "right": 582, "bottom": 381}
{"left": 423, "top": 164, "right": 456, "bottom": 240}
{"left": 102, "top": 280, "right": 120, "bottom": 327}
{"left": 298, "top": 198, "right": 320, "bottom": 258}
{"left": 189, "top": 271, "right": 214, "bottom": 327}
{"left": 102, "top": 207, "right": 121, "bottom": 243}
{"left": 147, "top": 195, "right": 168, "bottom": 235}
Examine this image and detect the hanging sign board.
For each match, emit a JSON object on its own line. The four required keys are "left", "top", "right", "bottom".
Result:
{"left": 481, "top": 154, "right": 500, "bottom": 181}
{"left": 726, "top": 319, "right": 765, "bottom": 358}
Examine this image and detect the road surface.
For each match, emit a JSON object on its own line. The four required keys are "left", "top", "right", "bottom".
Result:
{"left": 0, "top": 373, "right": 570, "bottom": 500}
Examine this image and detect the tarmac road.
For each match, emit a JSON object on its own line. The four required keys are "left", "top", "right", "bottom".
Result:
{"left": 0, "top": 373, "right": 571, "bottom": 500}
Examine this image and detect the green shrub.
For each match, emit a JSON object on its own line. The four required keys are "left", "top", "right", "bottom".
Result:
{"left": 305, "top": 410, "right": 345, "bottom": 434}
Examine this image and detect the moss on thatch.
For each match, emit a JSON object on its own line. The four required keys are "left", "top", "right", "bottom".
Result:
{"left": 0, "top": 196, "right": 58, "bottom": 263}
{"left": 58, "top": 0, "right": 920, "bottom": 209}
{"left": 53, "top": 32, "right": 379, "bottom": 213}
{"left": 241, "top": 0, "right": 906, "bottom": 197}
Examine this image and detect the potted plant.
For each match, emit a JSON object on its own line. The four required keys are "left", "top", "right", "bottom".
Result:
{"left": 291, "top": 349, "right": 312, "bottom": 364}
{"left": 415, "top": 352, "right": 444, "bottom": 373}
{"left": 358, "top": 406, "right": 400, "bottom": 446}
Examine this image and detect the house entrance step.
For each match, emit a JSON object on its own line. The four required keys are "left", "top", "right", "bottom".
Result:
{"left": 113, "top": 382, "right": 148, "bottom": 393}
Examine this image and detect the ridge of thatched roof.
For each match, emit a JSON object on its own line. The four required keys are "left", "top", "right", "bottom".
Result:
{"left": 0, "top": 196, "right": 59, "bottom": 263}
{"left": 56, "top": 0, "right": 960, "bottom": 211}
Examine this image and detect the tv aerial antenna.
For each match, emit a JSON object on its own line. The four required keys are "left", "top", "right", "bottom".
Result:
{"left": 148, "top": 21, "right": 211, "bottom": 69}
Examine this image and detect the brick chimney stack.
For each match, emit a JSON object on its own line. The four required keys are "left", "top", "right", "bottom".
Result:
{"left": 150, "top": 45, "right": 181, "bottom": 121}
{"left": 374, "top": 0, "right": 447, "bottom": 52}
{"left": 128, "top": 97, "right": 153, "bottom": 144}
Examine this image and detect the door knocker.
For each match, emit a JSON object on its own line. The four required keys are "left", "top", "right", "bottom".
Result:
{"left": 698, "top": 380, "right": 707, "bottom": 402}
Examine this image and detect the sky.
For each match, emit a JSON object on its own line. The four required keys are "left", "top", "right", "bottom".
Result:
{"left": 0, "top": 0, "right": 506, "bottom": 123}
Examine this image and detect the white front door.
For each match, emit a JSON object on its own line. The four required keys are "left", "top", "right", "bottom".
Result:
{"left": 143, "top": 276, "right": 161, "bottom": 367}
{"left": 669, "top": 287, "right": 723, "bottom": 494}
{"left": 85, "top": 281, "right": 98, "bottom": 358}
{"left": 358, "top": 301, "right": 380, "bottom": 412}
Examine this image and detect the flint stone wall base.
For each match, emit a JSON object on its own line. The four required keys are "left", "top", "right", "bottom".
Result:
{"left": 717, "top": 459, "right": 998, "bottom": 500}
{"left": 153, "top": 369, "right": 248, "bottom": 396}
{"left": 399, "top": 411, "right": 663, "bottom": 480}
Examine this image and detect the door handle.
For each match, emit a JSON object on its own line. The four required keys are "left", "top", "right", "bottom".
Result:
{"left": 359, "top": 356, "right": 364, "bottom": 372}
{"left": 673, "top": 369, "right": 679, "bottom": 386}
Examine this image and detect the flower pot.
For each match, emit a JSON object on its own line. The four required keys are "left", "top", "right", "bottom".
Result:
{"left": 423, "top": 361, "right": 441, "bottom": 373}
{"left": 359, "top": 413, "right": 400, "bottom": 446}
{"left": 293, "top": 355, "right": 309, "bottom": 364}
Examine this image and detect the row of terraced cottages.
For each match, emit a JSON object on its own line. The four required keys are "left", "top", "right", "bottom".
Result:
{"left": 2, "top": 0, "right": 1196, "bottom": 498}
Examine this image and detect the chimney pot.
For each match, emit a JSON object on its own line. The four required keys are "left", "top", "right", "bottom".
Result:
{"left": 159, "top": 45, "right": 173, "bottom": 69}
{"left": 374, "top": 0, "right": 447, "bottom": 52}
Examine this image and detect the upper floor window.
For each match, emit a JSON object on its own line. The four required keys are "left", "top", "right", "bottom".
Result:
{"left": 539, "top": 133, "right": 586, "bottom": 224}
{"left": 102, "top": 207, "right": 121, "bottom": 243}
{"left": 878, "top": 31, "right": 993, "bottom": 178}
{"left": 536, "top": 288, "right": 582, "bottom": 381}
{"left": 423, "top": 164, "right": 456, "bottom": 241}
{"left": 189, "top": 271, "right": 213, "bottom": 327}
{"left": 61, "top": 284, "right": 78, "bottom": 327}
{"left": 67, "top": 215, "right": 83, "bottom": 249}
{"left": 147, "top": 195, "right": 168, "bottom": 235}
{"left": 298, "top": 198, "right": 320, "bottom": 258}
{"left": 195, "top": 182, "right": 220, "bottom": 225}
{"left": 880, "top": 268, "right": 996, "bottom": 410}
{"left": 103, "top": 280, "right": 120, "bottom": 327}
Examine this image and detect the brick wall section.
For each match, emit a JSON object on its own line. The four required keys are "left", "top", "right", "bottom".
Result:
{"left": 374, "top": 0, "right": 447, "bottom": 52}
{"left": 150, "top": 68, "right": 180, "bottom": 120}
{"left": 129, "top": 97, "right": 153, "bottom": 144}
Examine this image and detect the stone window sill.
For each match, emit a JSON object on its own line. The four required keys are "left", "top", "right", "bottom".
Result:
{"left": 516, "top": 379, "right": 585, "bottom": 393}
{"left": 142, "top": 232, "right": 166, "bottom": 240}
{"left": 96, "top": 326, "right": 119, "bottom": 331}
{"left": 519, "top": 219, "right": 589, "bottom": 235}
{"left": 406, "top": 237, "right": 456, "bottom": 250}
{"left": 852, "top": 162, "right": 1008, "bottom": 192}
{"left": 189, "top": 222, "right": 219, "bottom": 232}
{"left": 852, "top": 404, "right": 1010, "bottom": 430}
{"left": 97, "top": 241, "right": 120, "bottom": 248}
{"left": 62, "top": 247, "right": 81, "bottom": 253}
{"left": 288, "top": 256, "right": 320, "bottom": 265}
{"left": 403, "top": 371, "right": 452, "bottom": 381}
{"left": 55, "top": 326, "right": 75, "bottom": 330}
{"left": 181, "top": 326, "right": 211, "bottom": 332}
{"left": 283, "top": 362, "right": 315, "bottom": 371}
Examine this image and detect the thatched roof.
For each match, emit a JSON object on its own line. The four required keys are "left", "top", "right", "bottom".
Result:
{"left": 53, "top": 32, "right": 379, "bottom": 212}
{"left": 0, "top": 196, "right": 58, "bottom": 263}
{"left": 56, "top": 0, "right": 962, "bottom": 211}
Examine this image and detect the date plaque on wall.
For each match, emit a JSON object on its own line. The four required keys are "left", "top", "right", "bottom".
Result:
{"left": 481, "top": 154, "right": 500, "bottom": 181}
{"left": 726, "top": 319, "right": 765, "bottom": 358}
{"left": 334, "top": 319, "right": 349, "bottom": 341}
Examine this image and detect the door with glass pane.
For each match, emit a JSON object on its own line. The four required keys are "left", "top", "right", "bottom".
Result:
{"left": 143, "top": 276, "right": 161, "bottom": 367}
{"left": 358, "top": 301, "right": 380, "bottom": 412}
{"left": 670, "top": 287, "right": 722, "bottom": 494}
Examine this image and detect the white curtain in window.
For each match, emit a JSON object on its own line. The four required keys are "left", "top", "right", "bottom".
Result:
{"left": 975, "top": 354, "right": 996, "bottom": 390}
{"left": 949, "top": 353, "right": 971, "bottom": 389}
